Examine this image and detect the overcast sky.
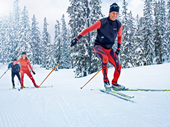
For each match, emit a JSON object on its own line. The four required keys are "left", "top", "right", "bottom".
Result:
{"left": 0, "top": 0, "right": 144, "bottom": 43}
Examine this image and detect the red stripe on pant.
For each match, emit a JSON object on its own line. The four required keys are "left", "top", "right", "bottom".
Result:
{"left": 20, "top": 69, "right": 37, "bottom": 87}
{"left": 93, "top": 45, "right": 121, "bottom": 85}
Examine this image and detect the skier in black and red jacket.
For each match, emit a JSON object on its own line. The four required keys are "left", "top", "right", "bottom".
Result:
{"left": 71, "top": 3, "right": 125, "bottom": 90}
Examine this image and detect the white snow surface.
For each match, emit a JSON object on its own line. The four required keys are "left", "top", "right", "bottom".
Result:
{"left": 0, "top": 63, "right": 170, "bottom": 127}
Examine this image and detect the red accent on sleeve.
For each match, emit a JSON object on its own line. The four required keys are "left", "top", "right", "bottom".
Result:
{"left": 76, "top": 37, "right": 79, "bottom": 40}
{"left": 117, "top": 25, "right": 123, "bottom": 44}
{"left": 79, "top": 20, "right": 101, "bottom": 37}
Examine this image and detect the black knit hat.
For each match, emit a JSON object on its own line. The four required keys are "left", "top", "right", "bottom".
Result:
{"left": 109, "top": 3, "right": 119, "bottom": 13}
{"left": 13, "top": 58, "right": 17, "bottom": 61}
{"left": 22, "top": 52, "right": 26, "bottom": 55}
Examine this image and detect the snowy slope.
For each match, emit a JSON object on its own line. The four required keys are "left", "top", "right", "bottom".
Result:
{"left": 0, "top": 63, "right": 170, "bottom": 127}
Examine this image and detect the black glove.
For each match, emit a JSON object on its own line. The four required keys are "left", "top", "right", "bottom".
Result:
{"left": 115, "top": 50, "right": 120, "bottom": 56}
{"left": 71, "top": 38, "right": 78, "bottom": 47}
{"left": 32, "top": 71, "right": 36, "bottom": 75}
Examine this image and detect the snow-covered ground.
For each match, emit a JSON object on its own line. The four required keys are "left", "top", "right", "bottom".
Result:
{"left": 0, "top": 63, "right": 170, "bottom": 127}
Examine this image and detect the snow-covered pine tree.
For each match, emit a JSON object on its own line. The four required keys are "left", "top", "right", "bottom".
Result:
{"left": 88, "top": 0, "right": 103, "bottom": 73}
{"left": 17, "top": 6, "right": 31, "bottom": 58}
{"left": 132, "top": 15, "right": 145, "bottom": 66}
{"left": 67, "top": 0, "right": 89, "bottom": 77}
{"left": 127, "top": 11, "right": 135, "bottom": 67}
{"left": 160, "top": 0, "right": 168, "bottom": 62}
{"left": 6, "top": 13, "right": 14, "bottom": 63}
{"left": 167, "top": 0, "right": 170, "bottom": 61}
{"left": 53, "top": 20, "right": 61, "bottom": 70}
{"left": 153, "top": 0, "right": 167, "bottom": 64}
{"left": 153, "top": 1, "right": 162, "bottom": 64}
{"left": 0, "top": 15, "right": 15, "bottom": 64}
{"left": 120, "top": 0, "right": 131, "bottom": 68}
{"left": 31, "top": 14, "right": 42, "bottom": 65}
{"left": 0, "top": 18, "right": 2, "bottom": 63}
{"left": 143, "top": 0, "right": 154, "bottom": 65}
{"left": 60, "top": 14, "right": 71, "bottom": 69}
{"left": 12, "top": 0, "right": 21, "bottom": 58}
{"left": 46, "top": 43, "right": 54, "bottom": 70}
{"left": 41, "top": 17, "right": 51, "bottom": 69}
{"left": 68, "top": 0, "right": 103, "bottom": 77}
{"left": 0, "top": 17, "right": 8, "bottom": 64}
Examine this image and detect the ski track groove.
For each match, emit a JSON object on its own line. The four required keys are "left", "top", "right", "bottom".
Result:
{"left": 80, "top": 92, "right": 102, "bottom": 127}
{"left": 57, "top": 90, "right": 100, "bottom": 127}
{"left": 44, "top": 90, "right": 66, "bottom": 127}
{"left": 28, "top": 90, "right": 47, "bottom": 127}
{"left": 5, "top": 104, "right": 22, "bottom": 127}
{"left": 32, "top": 89, "right": 66, "bottom": 127}
{"left": 43, "top": 93, "right": 57, "bottom": 127}
{"left": 48, "top": 96, "right": 68, "bottom": 127}
{"left": 0, "top": 91, "right": 26, "bottom": 127}
{"left": 57, "top": 92, "right": 73, "bottom": 127}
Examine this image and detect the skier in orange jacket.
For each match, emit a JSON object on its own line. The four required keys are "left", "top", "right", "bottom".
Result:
{"left": 14, "top": 52, "right": 39, "bottom": 88}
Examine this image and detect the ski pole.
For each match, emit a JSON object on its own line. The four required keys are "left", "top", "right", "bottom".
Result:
{"left": 39, "top": 63, "right": 59, "bottom": 87}
{"left": 66, "top": 46, "right": 74, "bottom": 54}
{"left": 39, "top": 46, "right": 74, "bottom": 87}
{"left": 0, "top": 69, "right": 9, "bottom": 79}
{"left": 80, "top": 69, "right": 101, "bottom": 89}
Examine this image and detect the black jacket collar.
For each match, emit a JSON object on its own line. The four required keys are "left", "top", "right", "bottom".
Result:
{"left": 107, "top": 17, "right": 116, "bottom": 25}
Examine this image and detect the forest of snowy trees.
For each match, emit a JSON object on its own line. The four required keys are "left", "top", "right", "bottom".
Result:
{"left": 0, "top": 0, "right": 170, "bottom": 78}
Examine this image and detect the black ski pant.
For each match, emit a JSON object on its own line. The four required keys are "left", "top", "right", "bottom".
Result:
{"left": 11, "top": 72, "right": 21, "bottom": 87}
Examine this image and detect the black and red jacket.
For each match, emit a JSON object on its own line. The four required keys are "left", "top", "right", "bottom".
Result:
{"left": 76, "top": 17, "right": 123, "bottom": 50}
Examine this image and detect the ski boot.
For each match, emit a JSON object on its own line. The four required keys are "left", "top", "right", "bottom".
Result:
{"left": 112, "top": 84, "right": 125, "bottom": 90}
{"left": 13, "top": 86, "right": 15, "bottom": 89}
{"left": 20, "top": 86, "right": 26, "bottom": 89}
{"left": 35, "top": 85, "right": 40, "bottom": 88}
{"left": 104, "top": 81, "right": 112, "bottom": 91}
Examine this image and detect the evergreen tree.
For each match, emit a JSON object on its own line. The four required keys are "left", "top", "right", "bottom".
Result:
{"left": 127, "top": 11, "right": 135, "bottom": 67}
{"left": 30, "top": 14, "right": 42, "bottom": 65}
{"left": 0, "top": 18, "right": 2, "bottom": 62}
{"left": 16, "top": 6, "right": 31, "bottom": 58}
{"left": 6, "top": 13, "right": 14, "bottom": 63}
{"left": 88, "top": 0, "right": 103, "bottom": 73}
{"left": 167, "top": 0, "right": 170, "bottom": 61}
{"left": 67, "top": 0, "right": 89, "bottom": 77}
{"left": 143, "top": 0, "right": 154, "bottom": 65}
{"left": 153, "top": 0, "right": 167, "bottom": 64}
{"left": 60, "top": 14, "right": 71, "bottom": 69}
{"left": 0, "top": 17, "right": 8, "bottom": 64}
{"left": 120, "top": 0, "right": 131, "bottom": 68}
{"left": 132, "top": 16, "right": 145, "bottom": 66}
{"left": 153, "top": 1, "right": 162, "bottom": 64}
{"left": 41, "top": 17, "right": 51, "bottom": 69}
{"left": 160, "top": 0, "right": 167, "bottom": 62}
{"left": 46, "top": 43, "right": 54, "bottom": 69}
{"left": 68, "top": 0, "right": 103, "bottom": 77}
{"left": 53, "top": 20, "right": 61, "bottom": 70}
{"left": 12, "top": 0, "right": 21, "bottom": 58}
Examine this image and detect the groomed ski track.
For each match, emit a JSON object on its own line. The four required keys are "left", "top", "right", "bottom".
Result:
{"left": 0, "top": 63, "right": 170, "bottom": 127}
